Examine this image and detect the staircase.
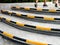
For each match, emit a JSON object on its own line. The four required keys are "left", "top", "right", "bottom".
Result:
{"left": 0, "top": 2, "right": 60, "bottom": 45}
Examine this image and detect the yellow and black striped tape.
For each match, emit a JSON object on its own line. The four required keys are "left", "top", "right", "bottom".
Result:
{"left": 0, "top": 30, "right": 50, "bottom": 45}
{"left": 8, "top": 11, "right": 13, "bottom": 14}
{"left": 1, "top": 10, "right": 60, "bottom": 21}
{"left": 0, "top": 16, "right": 60, "bottom": 32}
{"left": 11, "top": 6, "right": 58, "bottom": 13}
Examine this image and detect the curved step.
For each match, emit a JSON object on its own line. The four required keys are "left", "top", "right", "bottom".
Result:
{"left": 1, "top": 10, "right": 60, "bottom": 21}
{"left": 0, "top": 16, "right": 60, "bottom": 32}
{"left": 11, "top": 6, "right": 60, "bottom": 13}
{"left": 0, "top": 30, "right": 51, "bottom": 45}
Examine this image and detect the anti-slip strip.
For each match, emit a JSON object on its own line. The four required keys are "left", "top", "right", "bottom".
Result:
{"left": 1, "top": 10, "right": 60, "bottom": 21}
{"left": 1, "top": 17, "right": 60, "bottom": 37}
{"left": 0, "top": 33, "right": 30, "bottom": 45}
{"left": 0, "top": 16, "right": 60, "bottom": 32}
{"left": 11, "top": 6, "right": 60, "bottom": 13}
{"left": 0, "top": 30, "right": 51, "bottom": 45}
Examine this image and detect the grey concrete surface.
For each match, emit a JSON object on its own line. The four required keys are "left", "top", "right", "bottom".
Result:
{"left": 0, "top": 2, "right": 60, "bottom": 45}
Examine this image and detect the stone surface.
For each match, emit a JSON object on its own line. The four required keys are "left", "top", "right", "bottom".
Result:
{"left": 0, "top": 2, "right": 60, "bottom": 45}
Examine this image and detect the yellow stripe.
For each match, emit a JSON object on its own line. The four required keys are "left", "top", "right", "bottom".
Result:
{"left": 44, "top": 17, "right": 54, "bottom": 21}
{"left": 26, "top": 40, "right": 48, "bottom": 45}
{"left": 6, "top": 18, "right": 11, "bottom": 22}
{"left": 24, "top": 7, "right": 30, "bottom": 10}
{"left": 0, "top": 16, "right": 3, "bottom": 19}
{"left": 16, "top": 6, "right": 20, "bottom": 9}
{"left": 27, "top": 14, "right": 35, "bottom": 18}
{"left": 8, "top": 11, "right": 12, "bottom": 14}
{"left": 49, "top": 9, "right": 56, "bottom": 12}
{"left": 36, "top": 26, "right": 51, "bottom": 31}
{"left": 16, "top": 22, "right": 24, "bottom": 27}
{"left": 36, "top": 8, "right": 42, "bottom": 11}
{"left": 16, "top": 13, "right": 22, "bottom": 16}
{"left": 3, "top": 32, "right": 13, "bottom": 39}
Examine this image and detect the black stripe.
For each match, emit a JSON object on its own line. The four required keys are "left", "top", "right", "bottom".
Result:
{"left": 12, "top": 7, "right": 20, "bottom": 10}
{"left": 11, "top": 7, "right": 17, "bottom": 10}
{"left": 54, "top": 18, "right": 60, "bottom": 20}
{"left": 12, "top": 7, "right": 16, "bottom": 8}
{"left": 11, "top": 12, "right": 16, "bottom": 16}
{"left": 0, "top": 30, "right": 3, "bottom": 33}
{"left": 56, "top": 10, "right": 60, "bottom": 11}
{"left": 21, "top": 14, "right": 27, "bottom": 17}
{"left": 24, "top": 24, "right": 36, "bottom": 28}
{"left": 21, "top": 7, "right": 24, "bottom": 9}
{"left": 2, "top": 11, "right": 9, "bottom": 14}
{"left": 16, "top": 7, "right": 21, "bottom": 9}
{"left": 48, "top": 44, "right": 51, "bottom": 45}
{"left": 10, "top": 21, "right": 16, "bottom": 24}
{"left": 13, "top": 7, "right": 23, "bottom": 9}
{"left": 51, "top": 28, "right": 60, "bottom": 31}
{"left": 13, "top": 36, "right": 26, "bottom": 42}
{"left": 35, "top": 16, "right": 43, "bottom": 19}
{"left": 1, "top": 10, "right": 4, "bottom": 13}
{"left": 30, "top": 8, "right": 36, "bottom": 10}
{"left": 1, "top": 18, "right": 6, "bottom": 22}
{"left": 42, "top": 9, "right": 48, "bottom": 11}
